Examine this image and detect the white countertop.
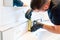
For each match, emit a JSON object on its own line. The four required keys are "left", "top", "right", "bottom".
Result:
{"left": 0, "top": 7, "right": 28, "bottom": 31}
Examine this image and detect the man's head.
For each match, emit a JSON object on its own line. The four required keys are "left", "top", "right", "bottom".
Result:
{"left": 30, "top": 0, "right": 51, "bottom": 12}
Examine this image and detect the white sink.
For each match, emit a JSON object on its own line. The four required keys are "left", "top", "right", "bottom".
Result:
{"left": 17, "top": 29, "right": 60, "bottom": 40}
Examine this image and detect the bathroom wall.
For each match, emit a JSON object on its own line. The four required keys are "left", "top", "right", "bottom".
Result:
{"left": 3, "top": 0, "right": 13, "bottom": 7}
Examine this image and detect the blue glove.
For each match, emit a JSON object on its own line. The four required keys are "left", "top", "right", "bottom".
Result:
{"left": 31, "top": 21, "right": 44, "bottom": 32}
{"left": 13, "top": 0, "right": 23, "bottom": 7}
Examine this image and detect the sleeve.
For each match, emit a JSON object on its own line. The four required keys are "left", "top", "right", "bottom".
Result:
{"left": 48, "top": 2, "right": 60, "bottom": 25}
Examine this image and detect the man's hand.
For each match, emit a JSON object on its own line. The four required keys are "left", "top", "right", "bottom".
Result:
{"left": 31, "top": 21, "right": 44, "bottom": 32}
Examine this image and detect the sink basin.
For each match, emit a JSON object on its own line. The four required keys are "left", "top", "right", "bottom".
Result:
{"left": 17, "top": 29, "right": 60, "bottom": 40}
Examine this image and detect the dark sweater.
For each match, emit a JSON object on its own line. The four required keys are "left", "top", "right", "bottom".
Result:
{"left": 48, "top": 1, "right": 60, "bottom": 25}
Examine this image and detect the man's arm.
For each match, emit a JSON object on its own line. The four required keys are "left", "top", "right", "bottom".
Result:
{"left": 31, "top": 21, "right": 60, "bottom": 34}
{"left": 44, "top": 2, "right": 60, "bottom": 34}
{"left": 43, "top": 24, "right": 60, "bottom": 34}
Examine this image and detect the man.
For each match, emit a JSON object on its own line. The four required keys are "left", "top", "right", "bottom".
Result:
{"left": 25, "top": 0, "right": 60, "bottom": 34}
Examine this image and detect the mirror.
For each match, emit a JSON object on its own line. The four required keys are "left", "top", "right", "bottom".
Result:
{"left": 3, "top": 0, "right": 31, "bottom": 7}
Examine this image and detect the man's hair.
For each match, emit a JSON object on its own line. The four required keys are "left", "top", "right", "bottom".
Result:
{"left": 30, "top": 0, "right": 47, "bottom": 10}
